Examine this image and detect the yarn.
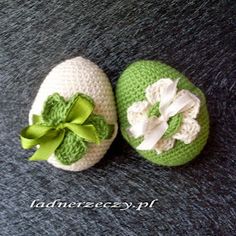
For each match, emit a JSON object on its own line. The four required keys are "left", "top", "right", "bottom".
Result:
{"left": 116, "top": 60, "right": 209, "bottom": 166}
{"left": 148, "top": 102, "right": 161, "bottom": 117}
{"left": 42, "top": 93, "right": 70, "bottom": 126}
{"left": 29, "top": 56, "right": 117, "bottom": 171}
{"left": 41, "top": 92, "right": 94, "bottom": 127}
{"left": 55, "top": 131, "right": 87, "bottom": 165}
{"left": 163, "top": 114, "right": 183, "bottom": 139}
{"left": 86, "top": 114, "right": 114, "bottom": 140}
{"left": 27, "top": 92, "right": 113, "bottom": 165}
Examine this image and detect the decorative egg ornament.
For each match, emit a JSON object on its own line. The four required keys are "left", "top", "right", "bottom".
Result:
{"left": 116, "top": 60, "right": 209, "bottom": 166}
{"left": 21, "top": 57, "right": 117, "bottom": 171}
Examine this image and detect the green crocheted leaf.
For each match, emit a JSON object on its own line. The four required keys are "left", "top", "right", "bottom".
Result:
{"left": 86, "top": 114, "right": 114, "bottom": 140}
{"left": 116, "top": 60, "right": 209, "bottom": 167}
{"left": 41, "top": 93, "right": 94, "bottom": 126}
{"left": 55, "top": 131, "right": 88, "bottom": 165}
{"left": 41, "top": 93, "right": 68, "bottom": 126}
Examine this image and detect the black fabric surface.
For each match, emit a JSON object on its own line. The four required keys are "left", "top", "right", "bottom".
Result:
{"left": 0, "top": 1, "right": 235, "bottom": 235}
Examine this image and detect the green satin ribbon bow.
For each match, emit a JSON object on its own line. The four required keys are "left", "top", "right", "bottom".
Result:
{"left": 20, "top": 96, "right": 100, "bottom": 161}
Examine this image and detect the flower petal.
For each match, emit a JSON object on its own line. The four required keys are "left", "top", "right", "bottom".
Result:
{"left": 173, "top": 117, "right": 200, "bottom": 144}
{"left": 155, "top": 138, "right": 175, "bottom": 154}
{"left": 174, "top": 89, "right": 200, "bottom": 119}
{"left": 145, "top": 78, "right": 174, "bottom": 105}
{"left": 127, "top": 101, "right": 150, "bottom": 126}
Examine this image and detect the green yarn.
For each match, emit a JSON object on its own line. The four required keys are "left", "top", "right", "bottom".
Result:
{"left": 116, "top": 60, "right": 209, "bottom": 167}
{"left": 163, "top": 113, "right": 183, "bottom": 139}
{"left": 148, "top": 103, "right": 161, "bottom": 117}
{"left": 41, "top": 93, "right": 94, "bottom": 127}
{"left": 86, "top": 114, "right": 114, "bottom": 140}
{"left": 41, "top": 93, "right": 69, "bottom": 126}
{"left": 38, "top": 93, "right": 113, "bottom": 165}
{"left": 55, "top": 131, "right": 87, "bottom": 165}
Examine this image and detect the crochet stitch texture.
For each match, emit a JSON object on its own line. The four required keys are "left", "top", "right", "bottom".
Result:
{"left": 32, "top": 92, "right": 113, "bottom": 165}
{"left": 29, "top": 56, "right": 117, "bottom": 171}
{"left": 116, "top": 60, "right": 209, "bottom": 166}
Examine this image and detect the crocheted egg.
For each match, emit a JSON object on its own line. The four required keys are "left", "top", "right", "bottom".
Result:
{"left": 28, "top": 56, "right": 117, "bottom": 171}
{"left": 116, "top": 60, "right": 209, "bottom": 166}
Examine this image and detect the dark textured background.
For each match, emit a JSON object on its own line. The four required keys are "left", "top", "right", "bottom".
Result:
{"left": 0, "top": 0, "right": 235, "bottom": 235}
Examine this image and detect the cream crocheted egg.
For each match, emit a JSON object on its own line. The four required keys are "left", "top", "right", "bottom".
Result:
{"left": 29, "top": 56, "right": 117, "bottom": 171}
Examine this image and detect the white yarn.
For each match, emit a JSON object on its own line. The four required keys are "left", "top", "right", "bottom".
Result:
{"left": 145, "top": 78, "right": 174, "bottom": 105}
{"left": 29, "top": 56, "right": 117, "bottom": 171}
{"left": 155, "top": 138, "right": 175, "bottom": 154}
{"left": 127, "top": 101, "right": 149, "bottom": 126}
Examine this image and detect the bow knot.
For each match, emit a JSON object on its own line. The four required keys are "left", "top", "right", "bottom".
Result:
{"left": 20, "top": 95, "right": 100, "bottom": 161}
{"left": 56, "top": 123, "right": 66, "bottom": 130}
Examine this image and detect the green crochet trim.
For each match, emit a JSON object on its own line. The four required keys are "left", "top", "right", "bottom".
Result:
{"left": 37, "top": 93, "right": 113, "bottom": 165}
{"left": 116, "top": 60, "right": 209, "bottom": 167}
{"left": 163, "top": 113, "right": 183, "bottom": 139}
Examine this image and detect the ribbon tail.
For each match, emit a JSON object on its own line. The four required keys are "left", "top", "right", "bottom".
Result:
{"left": 29, "top": 130, "right": 65, "bottom": 161}
{"left": 137, "top": 121, "right": 168, "bottom": 150}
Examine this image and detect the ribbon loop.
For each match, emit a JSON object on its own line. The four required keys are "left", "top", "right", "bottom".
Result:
{"left": 66, "top": 96, "right": 94, "bottom": 124}
{"left": 159, "top": 79, "right": 179, "bottom": 116}
{"left": 21, "top": 125, "right": 55, "bottom": 149}
{"left": 165, "top": 93, "right": 194, "bottom": 118}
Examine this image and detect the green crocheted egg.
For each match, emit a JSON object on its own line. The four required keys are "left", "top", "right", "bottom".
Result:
{"left": 116, "top": 60, "right": 209, "bottom": 166}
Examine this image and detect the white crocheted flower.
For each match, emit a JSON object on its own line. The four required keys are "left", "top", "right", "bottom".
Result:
{"left": 127, "top": 78, "right": 201, "bottom": 153}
